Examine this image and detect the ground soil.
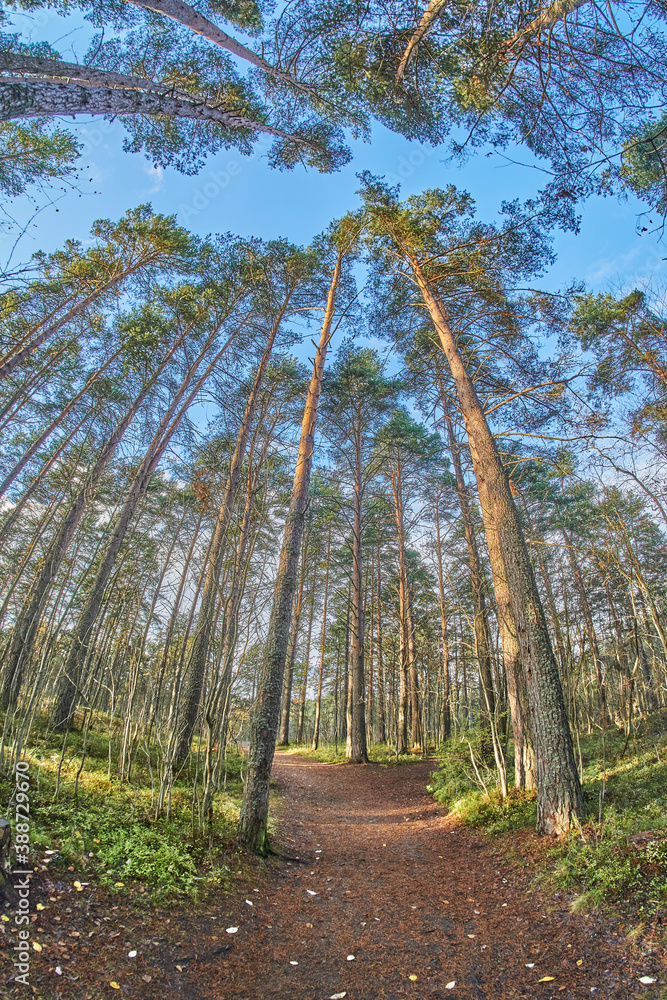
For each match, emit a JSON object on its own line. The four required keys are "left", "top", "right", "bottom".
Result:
{"left": 2, "top": 754, "right": 665, "bottom": 999}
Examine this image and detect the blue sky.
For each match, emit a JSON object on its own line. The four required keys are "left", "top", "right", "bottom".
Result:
{"left": 4, "top": 116, "right": 665, "bottom": 300}
{"left": 3, "top": 7, "right": 666, "bottom": 298}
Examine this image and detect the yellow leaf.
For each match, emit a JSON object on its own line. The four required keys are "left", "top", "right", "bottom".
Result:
{"left": 1, "top": 915, "right": 9, "bottom": 922}
{"left": 73, "top": 880, "right": 83, "bottom": 891}
{"left": 36, "top": 904, "right": 45, "bottom": 911}
{"left": 538, "top": 976, "right": 555, "bottom": 982}
{"left": 576, "top": 959, "right": 583, "bottom": 966}
{"left": 110, "top": 982, "right": 121, "bottom": 990}
{"left": 32, "top": 942, "right": 42, "bottom": 952}
{"left": 409, "top": 974, "right": 418, "bottom": 981}
{"left": 114, "top": 882, "right": 124, "bottom": 888}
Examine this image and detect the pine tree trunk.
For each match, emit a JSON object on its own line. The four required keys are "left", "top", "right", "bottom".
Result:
{"left": 0, "top": 370, "right": 165, "bottom": 710}
{"left": 312, "top": 527, "right": 331, "bottom": 750}
{"left": 442, "top": 405, "right": 496, "bottom": 734}
{"left": 348, "top": 415, "right": 369, "bottom": 762}
{"left": 50, "top": 327, "right": 235, "bottom": 729}
{"left": 297, "top": 589, "right": 316, "bottom": 743}
{"left": 412, "top": 257, "right": 582, "bottom": 834}
{"left": 173, "top": 309, "right": 285, "bottom": 765}
{"left": 237, "top": 250, "right": 342, "bottom": 852}
{"left": 278, "top": 534, "right": 309, "bottom": 746}
{"left": 376, "top": 543, "right": 386, "bottom": 743}
{"left": 434, "top": 498, "right": 451, "bottom": 740}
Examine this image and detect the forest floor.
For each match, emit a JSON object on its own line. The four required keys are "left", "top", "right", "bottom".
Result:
{"left": 2, "top": 753, "right": 665, "bottom": 1000}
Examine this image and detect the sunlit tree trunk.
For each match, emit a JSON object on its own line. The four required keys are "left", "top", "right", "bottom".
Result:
{"left": 51, "top": 326, "right": 236, "bottom": 729}
{"left": 173, "top": 309, "right": 286, "bottom": 765}
{"left": 348, "top": 406, "right": 369, "bottom": 762}
{"left": 278, "top": 532, "right": 309, "bottom": 746}
{"left": 412, "top": 257, "right": 582, "bottom": 833}
{"left": 442, "top": 404, "right": 496, "bottom": 731}
{"left": 376, "top": 542, "right": 386, "bottom": 743}
{"left": 237, "top": 248, "right": 343, "bottom": 852}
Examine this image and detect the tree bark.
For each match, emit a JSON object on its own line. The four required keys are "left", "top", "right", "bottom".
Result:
{"left": 412, "top": 257, "right": 582, "bottom": 833}
{"left": 50, "top": 325, "right": 237, "bottom": 729}
{"left": 562, "top": 530, "right": 610, "bottom": 728}
{"left": 376, "top": 542, "right": 386, "bottom": 743}
{"left": 0, "top": 80, "right": 291, "bottom": 140}
{"left": 278, "top": 532, "right": 309, "bottom": 746}
{"left": 312, "top": 527, "right": 331, "bottom": 750}
{"left": 348, "top": 407, "right": 368, "bottom": 762}
{"left": 434, "top": 497, "right": 451, "bottom": 740}
{"left": 442, "top": 404, "right": 496, "bottom": 731}
{"left": 172, "top": 304, "right": 287, "bottom": 765}
{"left": 237, "top": 248, "right": 343, "bottom": 852}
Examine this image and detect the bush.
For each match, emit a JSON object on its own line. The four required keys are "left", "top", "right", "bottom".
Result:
{"left": 101, "top": 826, "right": 197, "bottom": 893}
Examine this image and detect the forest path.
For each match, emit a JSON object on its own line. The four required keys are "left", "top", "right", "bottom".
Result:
{"left": 191, "top": 754, "right": 658, "bottom": 1000}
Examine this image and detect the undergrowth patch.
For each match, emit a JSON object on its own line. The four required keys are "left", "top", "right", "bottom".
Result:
{"left": 0, "top": 716, "right": 247, "bottom": 902}
{"left": 427, "top": 713, "right": 667, "bottom": 918}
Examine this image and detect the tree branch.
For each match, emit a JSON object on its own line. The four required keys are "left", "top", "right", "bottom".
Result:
{"left": 127, "top": 0, "right": 310, "bottom": 92}
{"left": 0, "top": 79, "right": 295, "bottom": 140}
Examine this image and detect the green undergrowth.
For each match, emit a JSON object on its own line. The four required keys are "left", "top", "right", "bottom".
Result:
{"left": 280, "top": 741, "right": 429, "bottom": 765}
{"left": 0, "top": 716, "right": 247, "bottom": 902}
{"left": 428, "top": 714, "right": 667, "bottom": 917}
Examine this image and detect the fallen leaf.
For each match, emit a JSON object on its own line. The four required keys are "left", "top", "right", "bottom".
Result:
{"left": 306, "top": 923, "right": 313, "bottom": 928}
{"left": 110, "top": 983, "right": 120, "bottom": 990}
{"left": 36, "top": 904, "right": 45, "bottom": 911}
{"left": 245, "top": 900, "right": 253, "bottom": 906}
{"left": 306, "top": 890, "right": 317, "bottom": 896}
{"left": 409, "top": 974, "right": 418, "bottom": 981}
{"left": 73, "top": 881, "right": 83, "bottom": 891}
{"left": 1, "top": 915, "right": 9, "bottom": 922}
{"left": 526, "top": 963, "right": 535, "bottom": 968}
{"left": 114, "top": 882, "right": 124, "bottom": 888}
{"left": 176, "top": 965, "right": 183, "bottom": 972}
{"left": 55, "top": 967, "right": 62, "bottom": 976}
{"left": 32, "top": 942, "right": 42, "bottom": 952}
{"left": 290, "top": 961, "right": 299, "bottom": 966}
{"left": 128, "top": 950, "right": 137, "bottom": 958}
{"left": 330, "top": 993, "right": 346, "bottom": 999}
{"left": 467, "top": 934, "right": 475, "bottom": 938}
{"left": 445, "top": 982, "right": 456, "bottom": 990}
{"left": 577, "top": 959, "right": 583, "bottom": 966}
{"left": 639, "top": 978, "right": 656, "bottom": 985}
{"left": 538, "top": 976, "right": 555, "bottom": 983}
{"left": 142, "top": 975, "right": 152, "bottom": 983}
{"left": 347, "top": 954, "right": 355, "bottom": 961}
{"left": 226, "top": 927, "right": 238, "bottom": 934}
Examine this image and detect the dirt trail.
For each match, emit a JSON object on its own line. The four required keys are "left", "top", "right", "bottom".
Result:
{"left": 192, "top": 755, "right": 662, "bottom": 1000}
{"left": 7, "top": 755, "right": 663, "bottom": 999}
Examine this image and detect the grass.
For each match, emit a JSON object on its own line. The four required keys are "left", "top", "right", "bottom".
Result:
{"left": 427, "top": 713, "right": 667, "bottom": 918}
{"left": 0, "top": 716, "right": 247, "bottom": 902}
{"left": 279, "top": 741, "right": 429, "bottom": 765}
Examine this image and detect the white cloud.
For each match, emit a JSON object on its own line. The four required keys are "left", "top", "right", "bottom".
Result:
{"left": 142, "top": 164, "right": 165, "bottom": 195}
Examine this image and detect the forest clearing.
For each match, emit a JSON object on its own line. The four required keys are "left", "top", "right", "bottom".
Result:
{"left": 2, "top": 0, "right": 667, "bottom": 994}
